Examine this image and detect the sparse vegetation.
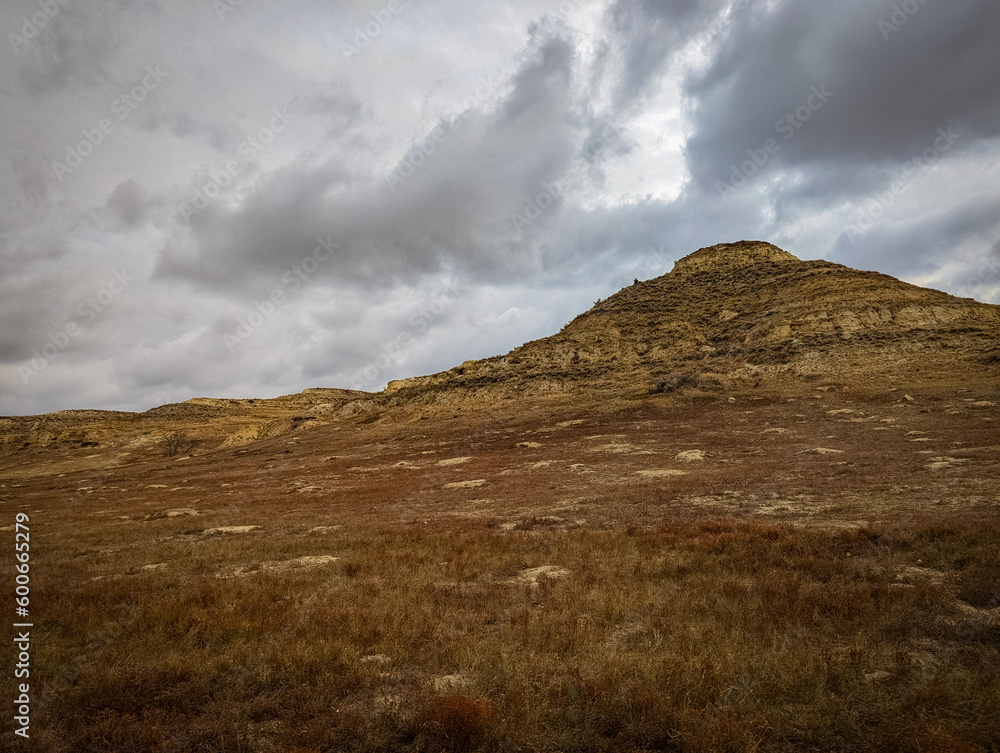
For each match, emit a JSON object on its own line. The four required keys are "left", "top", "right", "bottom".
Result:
{"left": 2, "top": 242, "right": 999, "bottom": 751}
{"left": 651, "top": 370, "right": 699, "bottom": 394}
{"left": 14, "top": 511, "right": 1000, "bottom": 752}
{"left": 4, "top": 389, "right": 999, "bottom": 752}
{"left": 162, "top": 430, "right": 196, "bottom": 457}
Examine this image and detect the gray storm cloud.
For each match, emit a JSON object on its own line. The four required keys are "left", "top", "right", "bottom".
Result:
{"left": 1, "top": 0, "right": 998, "bottom": 415}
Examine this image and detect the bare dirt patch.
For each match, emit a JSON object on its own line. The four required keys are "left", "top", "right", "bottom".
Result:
{"left": 675, "top": 449, "right": 707, "bottom": 462}
{"left": 145, "top": 507, "right": 199, "bottom": 520}
{"left": 436, "top": 456, "right": 473, "bottom": 467}
{"left": 443, "top": 479, "right": 487, "bottom": 489}
{"left": 509, "top": 565, "right": 571, "bottom": 587}
{"left": 219, "top": 555, "right": 340, "bottom": 578}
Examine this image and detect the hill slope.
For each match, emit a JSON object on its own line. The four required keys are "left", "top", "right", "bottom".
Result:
{"left": 3, "top": 241, "right": 999, "bottom": 751}
{"left": 385, "top": 241, "right": 1000, "bottom": 402}
{"left": 3, "top": 240, "right": 998, "bottom": 469}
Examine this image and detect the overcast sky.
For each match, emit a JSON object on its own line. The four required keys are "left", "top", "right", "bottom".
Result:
{"left": 2, "top": 0, "right": 999, "bottom": 415}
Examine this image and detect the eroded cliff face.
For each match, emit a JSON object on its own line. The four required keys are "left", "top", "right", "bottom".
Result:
{"left": 5, "top": 241, "right": 999, "bottom": 469}
{"left": 0, "top": 388, "right": 369, "bottom": 475}
{"left": 383, "top": 241, "right": 999, "bottom": 404}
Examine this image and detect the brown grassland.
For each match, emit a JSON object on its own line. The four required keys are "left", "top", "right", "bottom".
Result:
{"left": 1, "top": 384, "right": 998, "bottom": 752}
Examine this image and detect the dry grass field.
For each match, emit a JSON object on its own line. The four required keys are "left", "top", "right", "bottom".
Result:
{"left": 2, "top": 384, "right": 998, "bottom": 752}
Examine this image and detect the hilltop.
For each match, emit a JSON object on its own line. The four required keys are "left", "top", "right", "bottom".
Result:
{"left": 385, "top": 240, "right": 1000, "bottom": 402}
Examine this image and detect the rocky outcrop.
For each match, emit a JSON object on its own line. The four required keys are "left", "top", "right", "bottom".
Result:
{"left": 4, "top": 241, "right": 997, "bottom": 469}
{"left": 377, "top": 241, "right": 1000, "bottom": 400}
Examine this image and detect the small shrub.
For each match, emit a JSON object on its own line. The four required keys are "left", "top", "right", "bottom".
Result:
{"left": 162, "top": 431, "right": 195, "bottom": 457}
{"left": 421, "top": 695, "right": 495, "bottom": 750}
{"left": 697, "top": 374, "right": 726, "bottom": 392}
{"left": 957, "top": 563, "right": 1000, "bottom": 609}
{"left": 343, "top": 562, "right": 361, "bottom": 578}
{"left": 651, "top": 371, "right": 699, "bottom": 394}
